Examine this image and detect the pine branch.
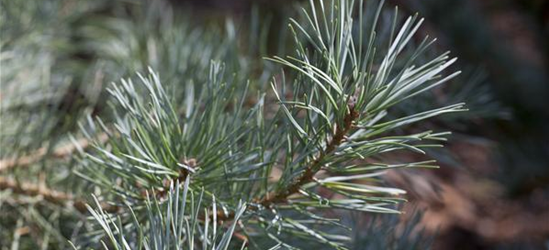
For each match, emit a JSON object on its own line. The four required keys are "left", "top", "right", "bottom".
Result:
{"left": 74, "top": 0, "right": 467, "bottom": 247}
{"left": 215, "top": 101, "right": 359, "bottom": 221}
{"left": 1, "top": 0, "right": 475, "bottom": 248}
{"left": 259, "top": 101, "right": 359, "bottom": 207}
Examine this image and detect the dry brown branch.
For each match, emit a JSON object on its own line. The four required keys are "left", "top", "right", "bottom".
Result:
{"left": 0, "top": 133, "right": 108, "bottom": 172}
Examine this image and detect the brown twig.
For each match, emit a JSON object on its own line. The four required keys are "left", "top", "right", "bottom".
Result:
{"left": 0, "top": 176, "right": 117, "bottom": 213}
{"left": 0, "top": 133, "right": 109, "bottom": 172}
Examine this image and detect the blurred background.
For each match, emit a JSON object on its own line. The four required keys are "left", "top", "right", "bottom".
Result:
{"left": 1, "top": 0, "right": 548, "bottom": 249}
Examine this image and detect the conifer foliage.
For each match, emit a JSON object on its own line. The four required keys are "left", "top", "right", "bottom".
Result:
{"left": 80, "top": 0, "right": 464, "bottom": 248}
{"left": 1, "top": 0, "right": 466, "bottom": 249}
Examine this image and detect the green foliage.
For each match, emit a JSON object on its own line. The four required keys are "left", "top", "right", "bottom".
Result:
{"left": 1, "top": 0, "right": 474, "bottom": 249}
{"left": 75, "top": 0, "right": 465, "bottom": 249}
{"left": 85, "top": 177, "right": 248, "bottom": 250}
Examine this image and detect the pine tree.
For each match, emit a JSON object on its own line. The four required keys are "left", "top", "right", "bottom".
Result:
{"left": 1, "top": 0, "right": 470, "bottom": 249}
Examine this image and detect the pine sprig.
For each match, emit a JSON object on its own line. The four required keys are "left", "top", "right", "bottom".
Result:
{"left": 258, "top": 98, "right": 359, "bottom": 207}
{"left": 77, "top": 0, "right": 466, "bottom": 248}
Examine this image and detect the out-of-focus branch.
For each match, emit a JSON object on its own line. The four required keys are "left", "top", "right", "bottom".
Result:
{"left": 0, "top": 133, "right": 108, "bottom": 172}
{"left": 0, "top": 176, "right": 82, "bottom": 210}
{"left": 0, "top": 176, "right": 118, "bottom": 213}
